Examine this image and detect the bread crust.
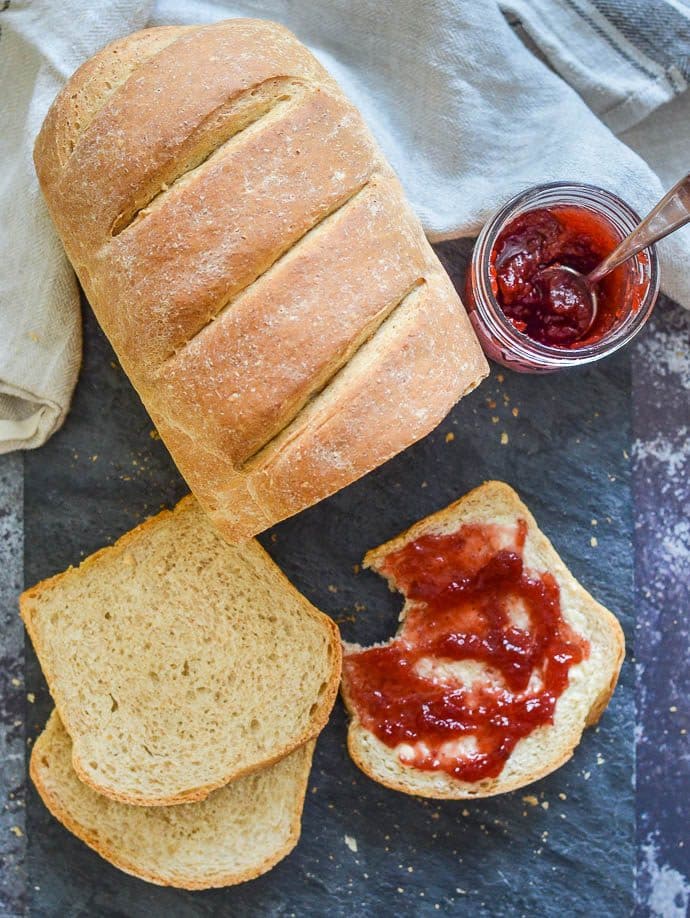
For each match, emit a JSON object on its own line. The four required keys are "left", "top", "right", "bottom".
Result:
{"left": 34, "top": 19, "right": 487, "bottom": 543}
{"left": 21, "top": 495, "right": 342, "bottom": 806}
{"left": 342, "top": 481, "right": 625, "bottom": 799}
{"left": 31, "top": 712, "right": 315, "bottom": 889}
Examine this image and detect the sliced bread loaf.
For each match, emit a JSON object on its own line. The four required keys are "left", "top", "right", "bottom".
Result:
{"left": 21, "top": 496, "right": 340, "bottom": 805}
{"left": 31, "top": 711, "right": 314, "bottom": 889}
{"left": 341, "top": 481, "right": 625, "bottom": 798}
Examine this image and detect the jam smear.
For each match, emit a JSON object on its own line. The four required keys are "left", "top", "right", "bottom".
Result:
{"left": 343, "top": 521, "right": 589, "bottom": 783}
{"left": 491, "top": 206, "right": 629, "bottom": 347}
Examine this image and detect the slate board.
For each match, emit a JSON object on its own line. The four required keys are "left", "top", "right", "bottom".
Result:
{"left": 24, "top": 239, "right": 634, "bottom": 917}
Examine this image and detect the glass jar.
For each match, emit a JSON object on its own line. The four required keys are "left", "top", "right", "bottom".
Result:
{"left": 464, "top": 182, "right": 660, "bottom": 373}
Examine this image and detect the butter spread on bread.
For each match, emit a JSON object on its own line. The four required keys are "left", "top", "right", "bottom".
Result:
{"left": 341, "top": 482, "right": 624, "bottom": 798}
{"left": 33, "top": 19, "right": 488, "bottom": 543}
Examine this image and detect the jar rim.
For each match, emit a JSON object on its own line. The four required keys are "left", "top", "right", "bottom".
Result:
{"left": 470, "top": 182, "right": 660, "bottom": 368}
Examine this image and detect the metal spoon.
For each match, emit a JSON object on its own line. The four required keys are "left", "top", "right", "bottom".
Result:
{"left": 537, "top": 172, "right": 690, "bottom": 336}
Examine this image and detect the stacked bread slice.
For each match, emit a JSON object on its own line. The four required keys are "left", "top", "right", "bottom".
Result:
{"left": 22, "top": 496, "right": 341, "bottom": 888}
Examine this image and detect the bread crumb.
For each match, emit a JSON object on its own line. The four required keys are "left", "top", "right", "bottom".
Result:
{"left": 522, "top": 795, "right": 538, "bottom": 806}
{"left": 91, "top": 455, "right": 98, "bottom": 462}
{"left": 149, "top": 429, "right": 160, "bottom": 440}
{"left": 596, "top": 754, "right": 605, "bottom": 765}
{"left": 591, "top": 518, "right": 598, "bottom": 526}
{"left": 445, "top": 432, "right": 455, "bottom": 443}
{"left": 354, "top": 602, "right": 366, "bottom": 613}
{"left": 512, "top": 407, "right": 519, "bottom": 417}
{"left": 487, "top": 399, "right": 496, "bottom": 409}
{"left": 27, "top": 693, "right": 35, "bottom": 704}
{"left": 353, "top": 564, "right": 360, "bottom": 574}
{"left": 328, "top": 584, "right": 338, "bottom": 593}
{"left": 492, "top": 416, "right": 499, "bottom": 424}
{"left": 558, "top": 792, "right": 567, "bottom": 800}
{"left": 11, "top": 678, "right": 20, "bottom": 688}
{"left": 344, "top": 835, "right": 358, "bottom": 853}
{"left": 10, "top": 826, "right": 23, "bottom": 838}
{"left": 501, "top": 432, "right": 509, "bottom": 445}
{"left": 461, "top": 808, "right": 470, "bottom": 816}
{"left": 541, "top": 801, "right": 549, "bottom": 810}
{"left": 421, "top": 480, "right": 428, "bottom": 489}
{"left": 591, "top": 536, "right": 598, "bottom": 547}
{"left": 583, "top": 770, "right": 591, "bottom": 780}
{"left": 497, "top": 373, "right": 505, "bottom": 382}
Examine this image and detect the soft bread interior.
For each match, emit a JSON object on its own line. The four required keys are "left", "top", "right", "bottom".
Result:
{"left": 31, "top": 711, "right": 314, "bottom": 890}
{"left": 21, "top": 496, "right": 340, "bottom": 806}
{"left": 342, "top": 481, "right": 625, "bottom": 799}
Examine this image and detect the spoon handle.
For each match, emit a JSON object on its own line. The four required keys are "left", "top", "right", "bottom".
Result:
{"left": 588, "top": 172, "right": 690, "bottom": 286}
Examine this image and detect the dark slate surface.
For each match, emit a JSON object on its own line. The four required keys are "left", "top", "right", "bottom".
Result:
{"left": 632, "top": 298, "right": 690, "bottom": 917}
{"left": 0, "top": 452, "right": 25, "bottom": 918}
{"left": 21, "top": 238, "right": 635, "bottom": 917}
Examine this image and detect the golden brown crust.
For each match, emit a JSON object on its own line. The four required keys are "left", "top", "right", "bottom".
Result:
{"left": 20, "top": 495, "right": 342, "bottom": 807}
{"left": 344, "top": 728, "right": 582, "bottom": 801}
{"left": 343, "top": 481, "right": 625, "bottom": 799}
{"left": 34, "top": 19, "right": 488, "bottom": 543}
{"left": 30, "top": 715, "right": 314, "bottom": 889}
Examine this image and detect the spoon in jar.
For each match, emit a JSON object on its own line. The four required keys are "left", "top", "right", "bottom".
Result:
{"left": 536, "top": 172, "right": 690, "bottom": 338}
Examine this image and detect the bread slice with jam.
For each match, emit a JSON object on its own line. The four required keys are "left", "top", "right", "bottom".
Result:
{"left": 31, "top": 711, "right": 314, "bottom": 889}
{"left": 341, "top": 481, "right": 624, "bottom": 798}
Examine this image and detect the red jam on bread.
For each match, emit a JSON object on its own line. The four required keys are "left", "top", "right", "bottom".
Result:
{"left": 491, "top": 206, "right": 631, "bottom": 347}
{"left": 343, "top": 520, "right": 589, "bottom": 783}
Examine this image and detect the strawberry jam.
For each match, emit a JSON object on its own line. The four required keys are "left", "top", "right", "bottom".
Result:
{"left": 491, "top": 206, "right": 628, "bottom": 347}
{"left": 343, "top": 521, "right": 589, "bottom": 783}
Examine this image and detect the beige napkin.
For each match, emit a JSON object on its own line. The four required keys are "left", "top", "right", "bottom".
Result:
{"left": 0, "top": 0, "right": 149, "bottom": 453}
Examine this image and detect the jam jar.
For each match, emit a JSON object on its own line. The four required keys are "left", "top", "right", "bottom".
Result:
{"left": 464, "top": 183, "right": 659, "bottom": 373}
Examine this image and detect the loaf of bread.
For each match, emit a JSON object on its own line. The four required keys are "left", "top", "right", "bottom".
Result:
{"left": 21, "top": 496, "right": 340, "bottom": 806}
{"left": 34, "top": 19, "right": 488, "bottom": 543}
{"left": 341, "top": 482, "right": 625, "bottom": 798}
{"left": 32, "top": 711, "right": 314, "bottom": 889}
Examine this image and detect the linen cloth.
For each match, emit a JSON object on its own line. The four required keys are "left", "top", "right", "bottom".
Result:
{"left": 1, "top": 0, "right": 688, "bottom": 452}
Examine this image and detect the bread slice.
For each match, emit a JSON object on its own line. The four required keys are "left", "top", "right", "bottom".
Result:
{"left": 21, "top": 496, "right": 340, "bottom": 806}
{"left": 31, "top": 711, "right": 314, "bottom": 889}
{"left": 341, "top": 481, "right": 625, "bottom": 799}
